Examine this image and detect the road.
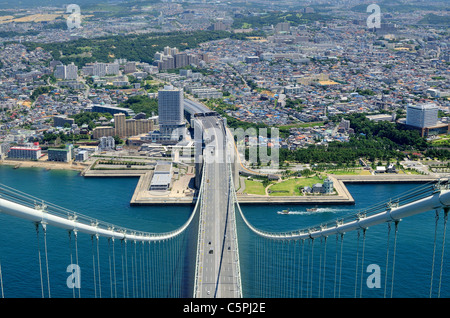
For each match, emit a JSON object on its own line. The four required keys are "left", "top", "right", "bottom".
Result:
{"left": 195, "top": 115, "right": 241, "bottom": 298}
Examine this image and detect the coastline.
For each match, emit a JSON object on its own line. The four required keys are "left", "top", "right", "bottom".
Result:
{"left": 1, "top": 160, "right": 440, "bottom": 206}
{"left": 1, "top": 159, "right": 88, "bottom": 172}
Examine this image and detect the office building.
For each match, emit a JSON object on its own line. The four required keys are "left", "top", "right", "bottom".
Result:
{"left": 406, "top": 103, "right": 438, "bottom": 128}
{"left": 158, "top": 85, "right": 185, "bottom": 141}
{"left": 400, "top": 103, "right": 449, "bottom": 137}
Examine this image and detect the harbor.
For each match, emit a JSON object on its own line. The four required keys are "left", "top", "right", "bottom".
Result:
{"left": 2, "top": 158, "right": 441, "bottom": 206}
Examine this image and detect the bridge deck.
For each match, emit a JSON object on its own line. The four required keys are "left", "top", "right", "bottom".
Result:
{"left": 194, "top": 115, "right": 241, "bottom": 298}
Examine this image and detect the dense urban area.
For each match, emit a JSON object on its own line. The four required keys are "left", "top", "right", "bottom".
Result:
{"left": 0, "top": 0, "right": 449, "bottom": 189}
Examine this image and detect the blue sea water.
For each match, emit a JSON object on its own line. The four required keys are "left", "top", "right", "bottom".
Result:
{"left": 0, "top": 165, "right": 448, "bottom": 298}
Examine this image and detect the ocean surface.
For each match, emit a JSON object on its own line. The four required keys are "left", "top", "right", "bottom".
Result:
{"left": 0, "top": 165, "right": 448, "bottom": 298}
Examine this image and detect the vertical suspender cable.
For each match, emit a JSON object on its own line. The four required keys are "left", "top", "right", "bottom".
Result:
{"left": 286, "top": 240, "right": 290, "bottom": 298}
{"left": 438, "top": 208, "right": 448, "bottom": 298}
{"left": 96, "top": 234, "right": 101, "bottom": 298}
{"left": 122, "top": 239, "right": 128, "bottom": 298}
{"left": 430, "top": 210, "right": 439, "bottom": 298}
{"left": 112, "top": 238, "right": 117, "bottom": 298}
{"left": 42, "top": 223, "right": 51, "bottom": 298}
{"left": 384, "top": 222, "right": 391, "bottom": 298}
{"left": 282, "top": 240, "right": 287, "bottom": 298}
{"left": 263, "top": 237, "right": 267, "bottom": 298}
{"left": 35, "top": 223, "right": 44, "bottom": 298}
{"left": 141, "top": 241, "right": 145, "bottom": 298}
{"left": 68, "top": 231, "right": 75, "bottom": 298}
{"left": 91, "top": 235, "right": 97, "bottom": 298}
{"left": 130, "top": 240, "right": 134, "bottom": 297}
{"left": 300, "top": 239, "right": 304, "bottom": 298}
{"left": 120, "top": 239, "right": 124, "bottom": 298}
{"left": 138, "top": 240, "right": 141, "bottom": 298}
{"left": 333, "top": 234, "right": 338, "bottom": 298}
{"left": 108, "top": 238, "right": 112, "bottom": 298}
{"left": 125, "top": 239, "right": 129, "bottom": 297}
{"left": 317, "top": 237, "right": 322, "bottom": 298}
{"left": 74, "top": 230, "right": 80, "bottom": 298}
{"left": 338, "top": 233, "right": 344, "bottom": 298}
{"left": 390, "top": 220, "right": 400, "bottom": 298}
{"left": 157, "top": 240, "right": 160, "bottom": 297}
{"left": 148, "top": 241, "right": 151, "bottom": 298}
{"left": 354, "top": 230, "right": 360, "bottom": 298}
{"left": 359, "top": 228, "right": 366, "bottom": 298}
{"left": 0, "top": 258, "right": 3, "bottom": 298}
{"left": 306, "top": 239, "right": 310, "bottom": 298}
{"left": 322, "top": 236, "right": 328, "bottom": 298}
{"left": 133, "top": 240, "right": 138, "bottom": 297}
{"left": 291, "top": 239, "right": 297, "bottom": 298}
{"left": 310, "top": 238, "right": 314, "bottom": 298}
{"left": 253, "top": 236, "right": 257, "bottom": 297}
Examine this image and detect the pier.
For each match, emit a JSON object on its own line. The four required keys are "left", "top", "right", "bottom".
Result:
{"left": 78, "top": 160, "right": 441, "bottom": 206}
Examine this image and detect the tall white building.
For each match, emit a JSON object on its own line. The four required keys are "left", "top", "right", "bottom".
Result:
{"left": 54, "top": 63, "right": 78, "bottom": 80}
{"left": 406, "top": 103, "right": 439, "bottom": 128}
{"left": 158, "top": 85, "right": 185, "bottom": 140}
{"left": 65, "top": 63, "right": 78, "bottom": 80}
{"left": 93, "top": 63, "right": 107, "bottom": 77}
{"left": 99, "top": 136, "right": 115, "bottom": 150}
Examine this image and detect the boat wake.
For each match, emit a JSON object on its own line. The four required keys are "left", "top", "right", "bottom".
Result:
{"left": 277, "top": 208, "right": 348, "bottom": 215}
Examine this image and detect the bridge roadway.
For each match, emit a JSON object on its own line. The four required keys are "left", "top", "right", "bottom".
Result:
{"left": 195, "top": 114, "right": 241, "bottom": 298}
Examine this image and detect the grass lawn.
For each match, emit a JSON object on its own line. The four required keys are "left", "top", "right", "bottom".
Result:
{"left": 327, "top": 169, "right": 371, "bottom": 175}
{"left": 268, "top": 176, "right": 323, "bottom": 196}
{"left": 243, "top": 179, "right": 267, "bottom": 195}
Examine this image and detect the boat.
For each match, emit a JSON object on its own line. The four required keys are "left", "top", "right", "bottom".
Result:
{"left": 307, "top": 205, "right": 318, "bottom": 212}
{"left": 278, "top": 209, "right": 290, "bottom": 215}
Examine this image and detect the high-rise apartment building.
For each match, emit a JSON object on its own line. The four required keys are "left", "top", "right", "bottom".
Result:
{"left": 55, "top": 63, "right": 78, "bottom": 80}
{"left": 93, "top": 113, "right": 154, "bottom": 139}
{"left": 114, "top": 113, "right": 126, "bottom": 138}
{"left": 8, "top": 143, "right": 41, "bottom": 160}
{"left": 153, "top": 46, "right": 200, "bottom": 70}
{"left": 54, "top": 65, "right": 66, "bottom": 79}
{"left": 65, "top": 63, "right": 78, "bottom": 80}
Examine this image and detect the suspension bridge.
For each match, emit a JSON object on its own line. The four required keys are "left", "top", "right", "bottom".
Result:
{"left": 0, "top": 112, "right": 449, "bottom": 298}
